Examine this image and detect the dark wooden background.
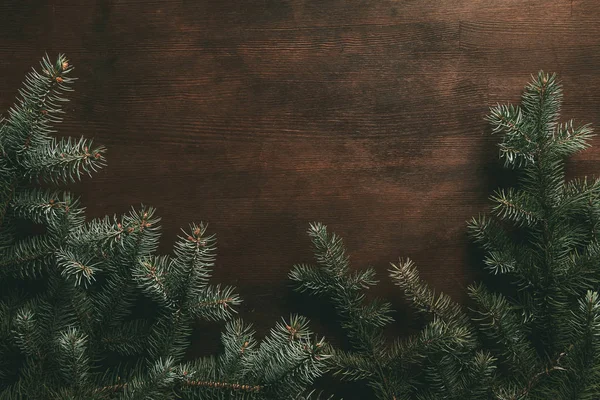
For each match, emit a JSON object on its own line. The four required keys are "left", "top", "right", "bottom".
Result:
{"left": 1, "top": 0, "right": 600, "bottom": 397}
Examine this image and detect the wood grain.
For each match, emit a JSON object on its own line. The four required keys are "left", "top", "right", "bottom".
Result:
{"left": 1, "top": 0, "right": 599, "bottom": 397}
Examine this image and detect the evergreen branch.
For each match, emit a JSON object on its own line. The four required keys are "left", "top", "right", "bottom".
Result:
{"left": 389, "top": 258, "right": 470, "bottom": 328}
{"left": 490, "top": 188, "right": 541, "bottom": 226}
{"left": 510, "top": 349, "right": 568, "bottom": 400}
{"left": 94, "top": 382, "right": 128, "bottom": 395}
{"left": 92, "top": 206, "right": 161, "bottom": 325}
{"left": 134, "top": 255, "right": 172, "bottom": 307}
{"left": 550, "top": 120, "right": 594, "bottom": 158}
{"left": 559, "top": 176, "right": 600, "bottom": 221}
{"left": 19, "top": 136, "right": 107, "bottom": 185}
{"left": 1, "top": 55, "right": 333, "bottom": 400}
{"left": 461, "top": 350, "right": 496, "bottom": 399}
{"left": 119, "top": 357, "right": 177, "bottom": 400}
{"left": 119, "top": 205, "right": 161, "bottom": 258}
{"left": 67, "top": 213, "right": 124, "bottom": 253}
{"left": 191, "top": 284, "right": 241, "bottom": 321}
{"left": 290, "top": 223, "right": 395, "bottom": 397}
{"left": 521, "top": 71, "right": 562, "bottom": 137}
{"left": 483, "top": 250, "right": 518, "bottom": 276}
{"left": 421, "top": 354, "right": 462, "bottom": 399}
{"left": 1, "top": 54, "right": 74, "bottom": 160}
{"left": 0, "top": 234, "right": 55, "bottom": 278}
{"left": 13, "top": 306, "right": 41, "bottom": 357}
{"left": 99, "top": 320, "right": 150, "bottom": 355}
{"left": 468, "top": 214, "right": 537, "bottom": 283}
{"left": 219, "top": 319, "right": 257, "bottom": 378}
{"left": 146, "top": 308, "right": 192, "bottom": 362}
{"left": 91, "top": 273, "right": 137, "bottom": 325}
{"left": 328, "top": 349, "right": 375, "bottom": 381}
{"left": 56, "top": 248, "right": 102, "bottom": 288}
{"left": 0, "top": 174, "right": 16, "bottom": 228}
{"left": 171, "top": 222, "right": 215, "bottom": 303}
{"left": 552, "top": 290, "right": 600, "bottom": 399}
{"left": 56, "top": 327, "right": 90, "bottom": 394}
{"left": 297, "top": 390, "right": 338, "bottom": 400}
{"left": 245, "top": 315, "right": 330, "bottom": 397}
{"left": 467, "top": 283, "right": 537, "bottom": 379}
{"left": 306, "top": 222, "right": 350, "bottom": 276}
{"left": 10, "top": 187, "right": 79, "bottom": 225}
{"left": 288, "top": 263, "right": 333, "bottom": 295}
{"left": 290, "top": 224, "right": 393, "bottom": 338}
{"left": 486, "top": 104, "right": 536, "bottom": 167}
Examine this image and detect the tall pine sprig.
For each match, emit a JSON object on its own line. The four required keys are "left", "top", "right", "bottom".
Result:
{"left": 468, "top": 71, "right": 600, "bottom": 398}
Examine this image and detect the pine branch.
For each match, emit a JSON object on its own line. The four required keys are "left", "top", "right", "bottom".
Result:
{"left": 0, "top": 234, "right": 55, "bottom": 278}
{"left": 389, "top": 258, "right": 470, "bottom": 328}
{"left": 10, "top": 188, "right": 79, "bottom": 225}
{"left": 190, "top": 284, "right": 241, "bottom": 321}
{"left": 56, "top": 248, "right": 102, "bottom": 288}
{"left": 490, "top": 188, "right": 541, "bottom": 227}
{"left": 467, "top": 283, "right": 538, "bottom": 380}
{"left": 56, "top": 327, "right": 91, "bottom": 396}
{"left": 1, "top": 54, "right": 74, "bottom": 160}
{"left": 289, "top": 223, "right": 396, "bottom": 398}
{"left": 1, "top": 54, "right": 330, "bottom": 400}
{"left": 18, "top": 136, "right": 107, "bottom": 185}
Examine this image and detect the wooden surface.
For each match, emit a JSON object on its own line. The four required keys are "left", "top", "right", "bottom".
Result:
{"left": 1, "top": 0, "right": 600, "bottom": 396}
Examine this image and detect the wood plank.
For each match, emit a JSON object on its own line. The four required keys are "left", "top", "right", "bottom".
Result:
{"left": 1, "top": 0, "right": 599, "bottom": 397}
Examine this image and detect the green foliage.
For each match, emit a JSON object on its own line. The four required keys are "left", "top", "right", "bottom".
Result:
{"left": 0, "top": 55, "right": 328, "bottom": 399}
{"left": 174, "top": 316, "right": 330, "bottom": 399}
{"left": 467, "top": 71, "right": 600, "bottom": 399}
{"left": 290, "top": 224, "right": 493, "bottom": 399}
{"left": 291, "top": 72, "right": 600, "bottom": 399}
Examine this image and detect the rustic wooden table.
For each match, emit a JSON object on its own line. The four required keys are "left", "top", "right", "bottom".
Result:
{"left": 1, "top": 1, "right": 599, "bottom": 397}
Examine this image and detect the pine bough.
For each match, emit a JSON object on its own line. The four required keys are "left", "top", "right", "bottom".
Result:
{"left": 0, "top": 55, "right": 329, "bottom": 400}
{"left": 290, "top": 72, "right": 600, "bottom": 399}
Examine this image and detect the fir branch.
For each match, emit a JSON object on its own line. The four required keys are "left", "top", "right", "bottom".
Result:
{"left": 509, "top": 349, "right": 568, "bottom": 400}
{"left": 1, "top": 54, "right": 75, "bottom": 161}
{"left": 99, "top": 319, "right": 151, "bottom": 356}
{"left": 490, "top": 188, "right": 541, "bottom": 227}
{"left": 13, "top": 306, "right": 41, "bottom": 358}
{"left": 190, "top": 284, "right": 241, "bottom": 321}
{"left": 119, "top": 357, "right": 177, "bottom": 400}
{"left": 134, "top": 255, "right": 173, "bottom": 307}
{"left": 550, "top": 120, "right": 594, "bottom": 158}
{"left": 0, "top": 234, "right": 55, "bottom": 278}
{"left": 170, "top": 222, "right": 215, "bottom": 304}
{"left": 389, "top": 258, "right": 470, "bottom": 328}
{"left": 56, "top": 327, "right": 91, "bottom": 395}
{"left": 486, "top": 103, "right": 536, "bottom": 167}
{"left": 328, "top": 349, "right": 375, "bottom": 381}
{"left": 0, "top": 174, "right": 16, "bottom": 228}
{"left": 467, "top": 283, "right": 538, "bottom": 380}
{"left": 10, "top": 187, "right": 79, "bottom": 225}
{"left": 245, "top": 315, "right": 330, "bottom": 398}
{"left": 67, "top": 213, "right": 124, "bottom": 253}
{"left": 290, "top": 223, "right": 395, "bottom": 398}
{"left": 520, "top": 71, "right": 562, "bottom": 137}
{"left": 56, "top": 248, "right": 102, "bottom": 288}
{"left": 219, "top": 319, "right": 257, "bottom": 378}
{"left": 18, "top": 136, "right": 107, "bottom": 185}
{"left": 553, "top": 290, "right": 600, "bottom": 399}
{"left": 1, "top": 55, "right": 330, "bottom": 400}
{"left": 467, "top": 214, "right": 536, "bottom": 282}
{"left": 146, "top": 308, "right": 193, "bottom": 362}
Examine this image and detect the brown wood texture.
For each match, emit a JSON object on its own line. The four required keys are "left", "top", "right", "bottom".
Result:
{"left": 1, "top": 0, "right": 600, "bottom": 396}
